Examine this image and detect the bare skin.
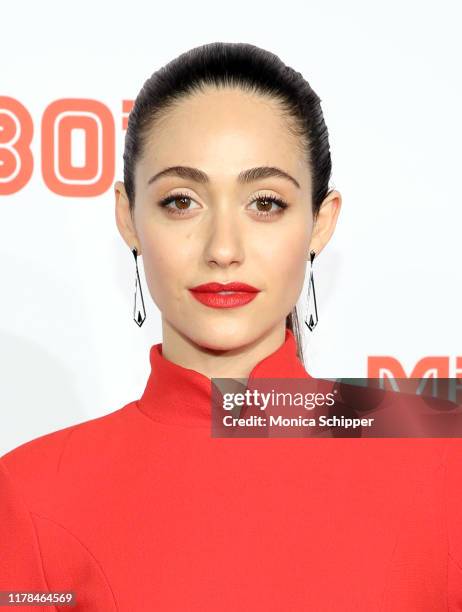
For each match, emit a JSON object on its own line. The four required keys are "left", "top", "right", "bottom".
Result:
{"left": 115, "top": 85, "right": 341, "bottom": 379}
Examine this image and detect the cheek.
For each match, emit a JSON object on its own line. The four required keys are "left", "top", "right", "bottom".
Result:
{"left": 264, "top": 230, "right": 308, "bottom": 296}
{"left": 139, "top": 233, "right": 187, "bottom": 302}
{"left": 279, "top": 250, "right": 307, "bottom": 299}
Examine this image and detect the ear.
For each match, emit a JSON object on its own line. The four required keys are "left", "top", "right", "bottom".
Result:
{"left": 114, "top": 181, "right": 141, "bottom": 254}
{"left": 308, "top": 189, "right": 342, "bottom": 258}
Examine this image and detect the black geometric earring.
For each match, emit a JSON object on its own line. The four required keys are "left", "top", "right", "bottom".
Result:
{"left": 304, "top": 250, "right": 319, "bottom": 331}
{"left": 132, "top": 247, "right": 146, "bottom": 327}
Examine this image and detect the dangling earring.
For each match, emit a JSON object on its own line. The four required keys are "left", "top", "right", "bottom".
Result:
{"left": 132, "top": 247, "right": 146, "bottom": 327}
{"left": 304, "top": 250, "right": 319, "bottom": 331}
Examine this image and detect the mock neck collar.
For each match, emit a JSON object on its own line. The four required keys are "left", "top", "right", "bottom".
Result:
{"left": 137, "top": 328, "right": 310, "bottom": 428}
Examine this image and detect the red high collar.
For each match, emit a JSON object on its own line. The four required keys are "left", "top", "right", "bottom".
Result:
{"left": 137, "top": 328, "right": 310, "bottom": 428}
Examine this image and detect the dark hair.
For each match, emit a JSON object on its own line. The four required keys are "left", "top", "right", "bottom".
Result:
{"left": 123, "top": 42, "right": 334, "bottom": 365}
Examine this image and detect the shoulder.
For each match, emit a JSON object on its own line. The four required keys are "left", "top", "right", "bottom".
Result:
{"left": 0, "top": 406, "right": 136, "bottom": 605}
{"left": 0, "top": 401, "right": 139, "bottom": 509}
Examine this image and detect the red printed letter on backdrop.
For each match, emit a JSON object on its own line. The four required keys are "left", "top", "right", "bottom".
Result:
{"left": 368, "top": 356, "right": 450, "bottom": 379}
{"left": 0, "top": 96, "right": 33, "bottom": 195}
{"left": 41, "top": 99, "right": 115, "bottom": 197}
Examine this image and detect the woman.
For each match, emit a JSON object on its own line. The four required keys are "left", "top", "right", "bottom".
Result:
{"left": 1, "top": 42, "right": 461, "bottom": 611}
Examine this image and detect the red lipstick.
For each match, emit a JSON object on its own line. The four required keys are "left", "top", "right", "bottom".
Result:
{"left": 189, "top": 282, "right": 260, "bottom": 309}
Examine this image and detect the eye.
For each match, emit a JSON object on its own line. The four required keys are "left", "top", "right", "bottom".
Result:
{"left": 247, "top": 194, "right": 289, "bottom": 219}
{"left": 157, "top": 191, "right": 290, "bottom": 219}
{"left": 157, "top": 192, "right": 200, "bottom": 216}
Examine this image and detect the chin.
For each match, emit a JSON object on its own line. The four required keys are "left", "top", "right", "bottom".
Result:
{"left": 188, "top": 325, "right": 260, "bottom": 353}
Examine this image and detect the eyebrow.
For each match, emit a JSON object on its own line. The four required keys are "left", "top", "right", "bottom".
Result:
{"left": 147, "top": 165, "right": 301, "bottom": 189}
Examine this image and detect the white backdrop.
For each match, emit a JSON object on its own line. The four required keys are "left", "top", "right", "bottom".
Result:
{"left": 1, "top": 0, "right": 461, "bottom": 455}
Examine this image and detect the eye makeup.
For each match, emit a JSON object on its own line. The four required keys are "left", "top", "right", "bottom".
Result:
{"left": 156, "top": 191, "right": 290, "bottom": 219}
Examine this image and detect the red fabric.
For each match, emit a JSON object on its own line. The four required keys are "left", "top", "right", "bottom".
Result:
{"left": 1, "top": 328, "right": 462, "bottom": 611}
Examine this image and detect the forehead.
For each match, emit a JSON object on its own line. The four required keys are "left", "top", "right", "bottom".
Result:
{"left": 137, "top": 86, "right": 308, "bottom": 188}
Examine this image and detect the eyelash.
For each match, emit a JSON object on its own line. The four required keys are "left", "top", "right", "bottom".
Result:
{"left": 157, "top": 191, "right": 289, "bottom": 218}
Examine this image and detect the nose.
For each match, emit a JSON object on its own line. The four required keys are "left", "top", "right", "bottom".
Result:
{"left": 202, "top": 205, "right": 244, "bottom": 269}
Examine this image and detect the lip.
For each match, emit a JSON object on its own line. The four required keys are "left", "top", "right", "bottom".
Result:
{"left": 188, "top": 281, "right": 261, "bottom": 309}
{"left": 189, "top": 282, "right": 260, "bottom": 293}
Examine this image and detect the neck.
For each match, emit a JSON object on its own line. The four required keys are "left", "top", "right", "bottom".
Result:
{"left": 161, "top": 319, "right": 288, "bottom": 380}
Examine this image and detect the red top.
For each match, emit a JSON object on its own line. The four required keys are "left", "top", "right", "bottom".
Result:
{"left": 1, "top": 328, "right": 462, "bottom": 611}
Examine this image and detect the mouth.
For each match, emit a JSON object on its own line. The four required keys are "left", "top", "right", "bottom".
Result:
{"left": 188, "top": 282, "right": 260, "bottom": 309}
{"left": 189, "top": 281, "right": 260, "bottom": 293}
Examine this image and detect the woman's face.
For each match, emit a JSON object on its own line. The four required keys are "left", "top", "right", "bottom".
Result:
{"left": 118, "top": 87, "right": 319, "bottom": 351}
